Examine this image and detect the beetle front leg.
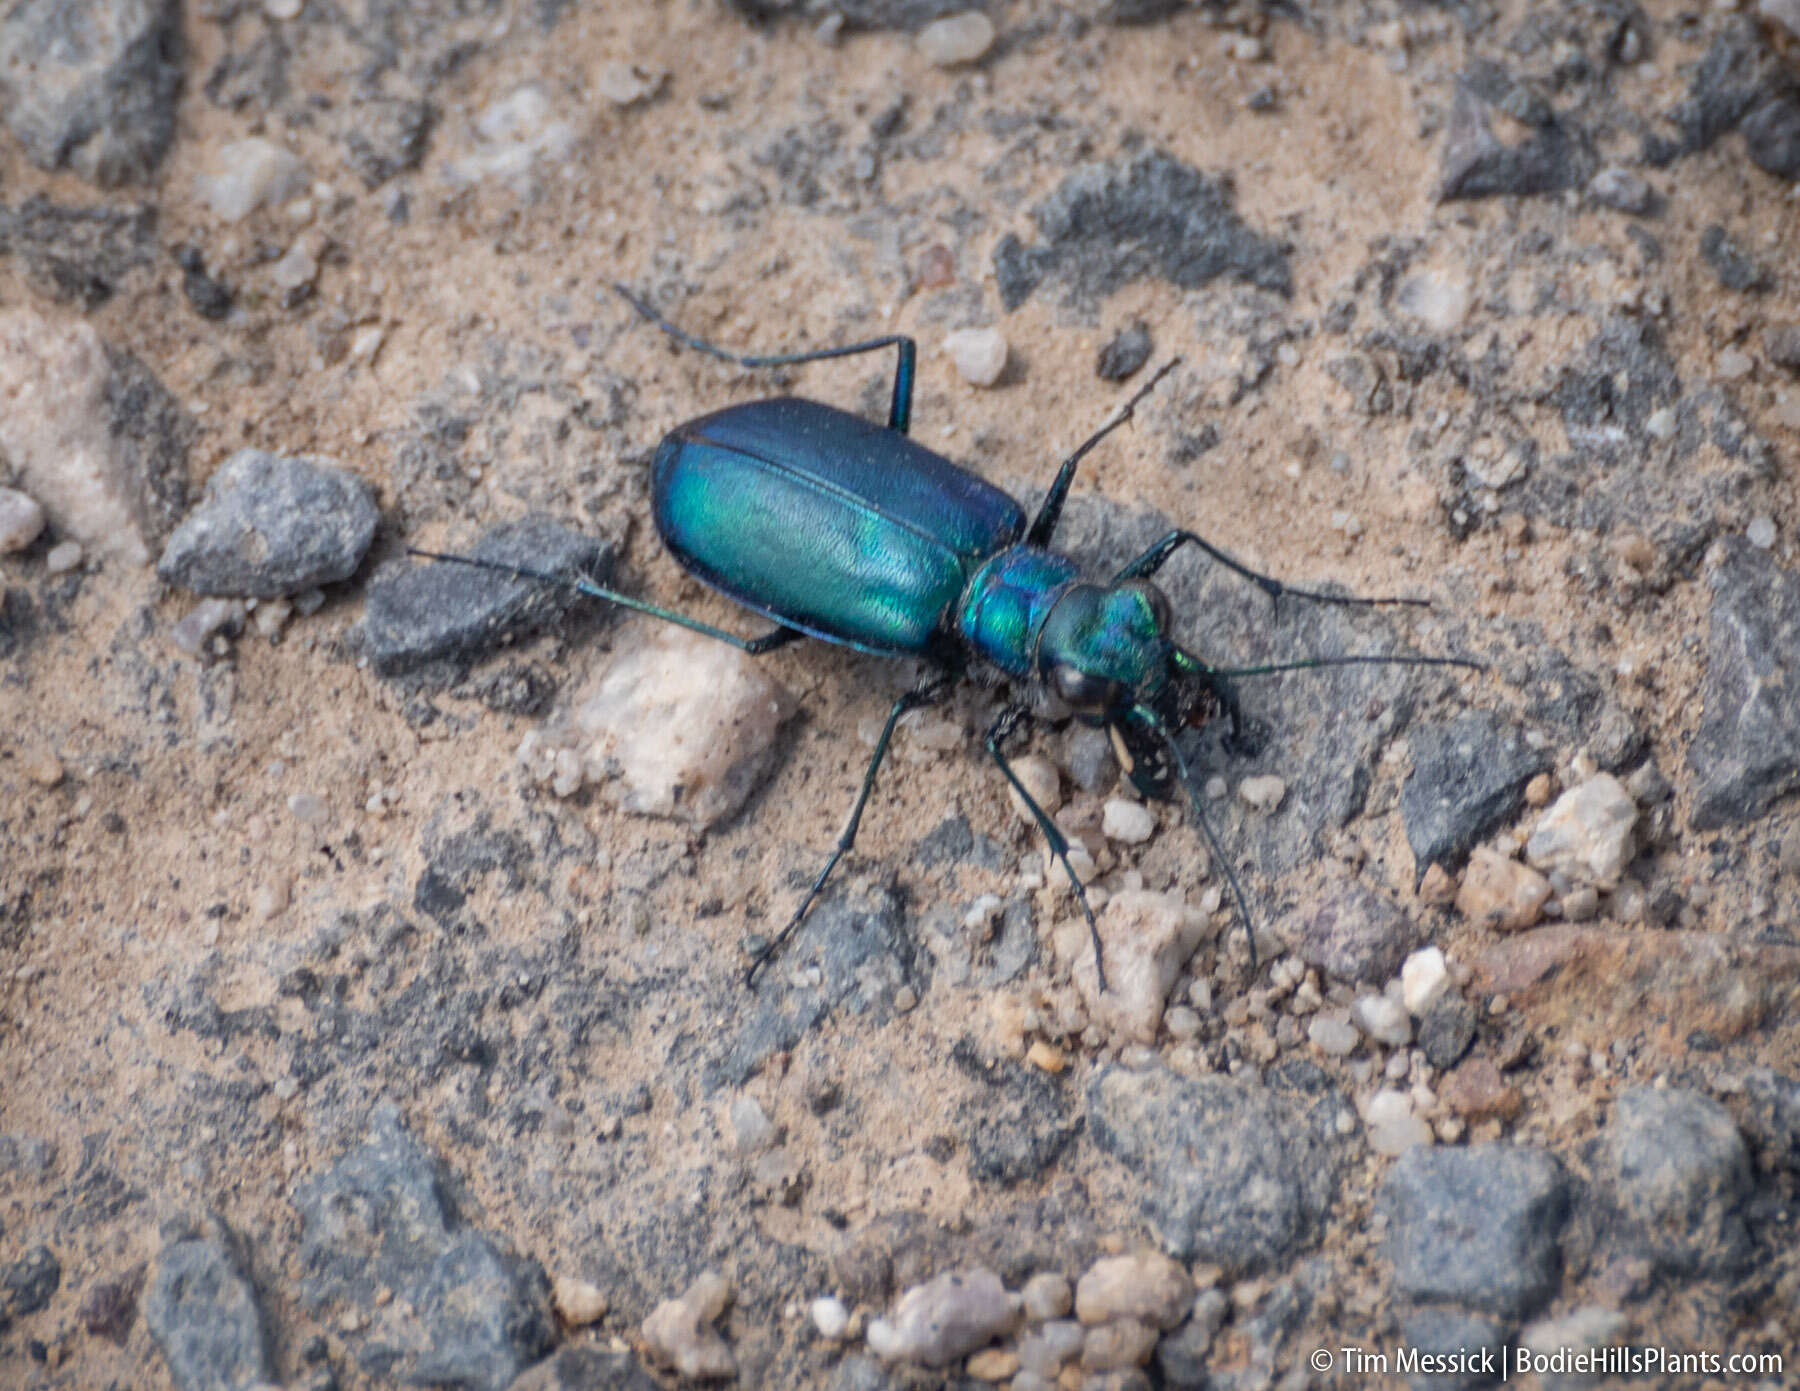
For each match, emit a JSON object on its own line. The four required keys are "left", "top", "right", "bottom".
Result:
{"left": 747, "top": 673, "right": 955, "bottom": 987}
{"left": 984, "top": 705, "right": 1110, "bottom": 993}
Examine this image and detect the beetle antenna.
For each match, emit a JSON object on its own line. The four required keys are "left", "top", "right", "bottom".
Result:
{"left": 1136, "top": 709, "right": 1259, "bottom": 973}
{"left": 1202, "top": 653, "right": 1484, "bottom": 679}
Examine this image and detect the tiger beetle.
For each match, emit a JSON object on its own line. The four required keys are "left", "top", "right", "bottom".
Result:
{"left": 410, "top": 285, "right": 1479, "bottom": 991}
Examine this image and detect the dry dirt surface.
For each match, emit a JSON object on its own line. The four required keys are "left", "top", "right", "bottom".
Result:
{"left": 4, "top": 1, "right": 1800, "bottom": 1389}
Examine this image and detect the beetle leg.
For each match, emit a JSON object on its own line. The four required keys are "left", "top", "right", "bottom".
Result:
{"left": 1026, "top": 358, "right": 1180, "bottom": 548}
{"left": 611, "top": 284, "right": 918, "bottom": 434}
{"left": 1113, "top": 529, "right": 1431, "bottom": 615}
{"left": 746, "top": 673, "right": 956, "bottom": 988}
{"left": 984, "top": 705, "right": 1110, "bottom": 993}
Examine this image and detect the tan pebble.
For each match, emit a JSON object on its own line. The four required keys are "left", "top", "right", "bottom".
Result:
{"left": 1080, "top": 1317, "right": 1158, "bottom": 1370}
{"left": 1455, "top": 847, "right": 1551, "bottom": 932}
{"left": 1440, "top": 1057, "right": 1521, "bottom": 1122}
{"left": 1524, "top": 772, "right": 1553, "bottom": 807}
{"left": 553, "top": 1275, "right": 609, "bottom": 1326}
{"left": 21, "top": 748, "right": 64, "bottom": 788}
{"left": 966, "top": 1347, "right": 1018, "bottom": 1380}
{"left": 1026, "top": 1039, "right": 1066, "bottom": 1074}
{"left": 1416, "top": 862, "right": 1456, "bottom": 906}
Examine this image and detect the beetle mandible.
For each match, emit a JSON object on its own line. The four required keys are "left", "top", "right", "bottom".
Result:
{"left": 412, "top": 285, "right": 1476, "bottom": 990}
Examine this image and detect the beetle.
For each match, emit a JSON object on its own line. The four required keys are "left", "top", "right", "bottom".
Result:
{"left": 411, "top": 285, "right": 1476, "bottom": 989}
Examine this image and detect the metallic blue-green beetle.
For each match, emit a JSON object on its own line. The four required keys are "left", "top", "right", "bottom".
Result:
{"left": 414, "top": 286, "right": 1470, "bottom": 989}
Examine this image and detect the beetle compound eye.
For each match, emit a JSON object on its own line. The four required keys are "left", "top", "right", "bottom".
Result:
{"left": 1052, "top": 664, "right": 1116, "bottom": 712}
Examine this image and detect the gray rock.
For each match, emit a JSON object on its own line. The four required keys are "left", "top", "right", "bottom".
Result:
{"left": 1437, "top": 69, "right": 1593, "bottom": 201}
{"left": 1689, "top": 541, "right": 1800, "bottom": 827}
{"left": 1672, "top": 17, "right": 1788, "bottom": 153}
{"left": 1096, "top": 323, "right": 1154, "bottom": 381}
{"left": 993, "top": 148, "right": 1289, "bottom": 312}
{"left": 1278, "top": 882, "right": 1419, "bottom": 985}
{"left": 143, "top": 1240, "right": 272, "bottom": 1391}
{"left": 1417, "top": 996, "right": 1478, "bottom": 1071}
{"left": 1598, "top": 1087, "right": 1752, "bottom": 1279}
{"left": 1103, "top": 0, "right": 1182, "bottom": 22}
{"left": 1737, "top": 1067, "right": 1800, "bottom": 1170}
{"left": 1155, "top": 1287, "right": 1229, "bottom": 1388}
{"left": 0, "top": 197, "right": 155, "bottom": 307}
{"left": 955, "top": 1054, "right": 1081, "bottom": 1186}
{"left": 294, "top": 1106, "right": 555, "bottom": 1391}
{"left": 0, "top": 1245, "right": 60, "bottom": 1331}
{"left": 1744, "top": 93, "right": 1800, "bottom": 180}
{"left": 1087, "top": 1062, "right": 1346, "bottom": 1273}
{"left": 0, "top": 0, "right": 183, "bottom": 184}
{"left": 360, "top": 517, "right": 613, "bottom": 677}
{"left": 342, "top": 96, "right": 436, "bottom": 188}
{"left": 1378, "top": 1145, "right": 1570, "bottom": 1318}
{"left": 1700, "top": 225, "right": 1774, "bottom": 294}
{"left": 1588, "top": 167, "right": 1654, "bottom": 215}
{"left": 1397, "top": 1306, "right": 1506, "bottom": 1390}
{"left": 507, "top": 1346, "right": 662, "bottom": 1391}
{"left": 1402, "top": 713, "right": 1549, "bottom": 877}
{"left": 158, "top": 450, "right": 379, "bottom": 598}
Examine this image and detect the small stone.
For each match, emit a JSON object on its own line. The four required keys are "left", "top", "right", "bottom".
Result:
{"left": 196, "top": 139, "right": 311, "bottom": 222}
{"left": 1418, "top": 996, "right": 1478, "bottom": 1070}
{"left": 642, "top": 1271, "right": 734, "bottom": 1380}
{"left": 1075, "top": 1251, "right": 1193, "bottom": 1330}
{"left": 265, "top": 0, "right": 303, "bottom": 18}
{"left": 1764, "top": 321, "right": 1800, "bottom": 371}
{"left": 966, "top": 1347, "right": 1018, "bottom": 1380}
{"left": 251, "top": 876, "right": 290, "bottom": 921}
{"left": 945, "top": 327, "right": 1008, "bottom": 386}
{"left": 1747, "top": 516, "right": 1777, "bottom": 549}
{"left": 728, "top": 1095, "right": 774, "bottom": 1153}
{"left": 1005, "top": 754, "right": 1062, "bottom": 824}
{"left": 1101, "top": 797, "right": 1155, "bottom": 844}
{"left": 810, "top": 1295, "right": 850, "bottom": 1340}
{"left": 1644, "top": 406, "right": 1677, "bottom": 441}
{"left": 595, "top": 60, "right": 664, "bottom": 106}
{"left": 1364, "top": 1089, "right": 1433, "bottom": 1155}
{"left": 0, "top": 488, "right": 45, "bottom": 552}
{"left": 1717, "top": 347, "right": 1755, "bottom": 380}
{"left": 1517, "top": 1306, "right": 1628, "bottom": 1374}
{"left": 917, "top": 11, "right": 995, "bottom": 66}
{"left": 1401, "top": 947, "right": 1450, "bottom": 1016}
{"left": 552, "top": 1276, "right": 608, "bottom": 1327}
{"left": 866, "top": 1268, "right": 1020, "bottom": 1367}
{"left": 1074, "top": 890, "right": 1212, "bottom": 1044}
{"left": 287, "top": 792, "right": 328, "bottom": 825}
{"left": 1590, "top": 166, "right": 1653, "bottom": 214}
{"left": 1096, "top": 324, "right": 1153, "bottom": 381}
{"left": 1021, "top": 1272, "right": 1072, "bottom": 1323}
{"left": 270, "top": 242, "right": 317, "bottom": 291}
{"left": 1308, "top": 1011, "right": 1359, "bottom": 1057}
{"left": 1416, "top": 863, "right": 1456, "bottom": 906}
{"left": 170, "top": 598, "right": 244, "bottom": 655}
{"left": 1524, "top": 772, "right": 1553, "bottom": 807}
{"left": 1016, "top": 1320, "right": 1085, "bottom": 1376}
{"left": 1396, "top": 270, "right": 1470, "bottom": 332}
{"left": 1081, "top": 1317, "right": 1158, "bottom": 1370}
{"left": 1525, "top": 775, "right": 1638, "bottom": 889}
{"left": 1455, "top": 847, "right": 1552, "bottom": 931}
{"left": 1026, "top": 1040, "right": 1066, "bottom": 1074}
{"left": 1441, "top": 1058, "right": 1522, "bottom": 1122}
{"left": 45, "top": 539, "right": 83, "bottom": 573}
{"left": 1237, "top": 775, "right": 1286, "bottom": 812}
{"left": 1560, "top": 885, "right": 1599, "bottom": 921}
{"left": 1353, "top": 994, "right": 1412, "bottom": 1047}
{"left": 20, "top": 747, "right": 63, "bottom": 787}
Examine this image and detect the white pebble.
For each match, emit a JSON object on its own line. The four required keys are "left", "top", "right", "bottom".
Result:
{"left": 1308, "top": 1012, "right": 1359, "bottom": 1057}
{"left": 1747, "top": 516, "right": 1777, "bottom": 549}
{"left": 1400, "top": 946, "right": 1450, "bottom": 1016}
{"left": 196, "top": 139, "right": 310, "bottom": 222}
{"left": 553, "top": 1276, "right": 609, "bottom": 1327}
{"left": 810, "top": 1296, "right": 850, "bottom": 1340}
{"left": 1101, "top": 797, "right": 1155, "bottom": 844}
{"left": 264, "top": 0, "right": 302, "bottom": 17}
{"left": 0, "top": 488, "right": 45, "bottom": 553}
{"left": 477, "top": 85, "right": 551, "bottom": 141}
{"left": 1352, "top": 993, "right": 1412, "bottom": 1047}
{"left": 1364, "top": 1089, "right": 1433, "bottom": 1155}
{"left": 551, "top": 748, "right": 585, "bottom": 799}
{"left": 287, "top": 792, "right": 329, "bottom": 825}
{"left": 271, "top": 243, "right": 318, "bottom": 291}
{"left": 596, "top": 60, "right": 664, "bottom": 106}
{"left": 918, "top": 11, "right": 995, "bottom": 65}
{"left": 1716, "top": 348, "right": 1754, "bottom": 380}
{"left": 945, "top": 327, "right": 1008, "bottom": 386}
{"left": 1644, "top": 406, "right": 1677, "bottom": 441}
{"left": 350, "top": 326, "right": 385, "bottom": 361}
{"left": 1526, "top": 775, "right": 1638, "bottom": 890}
{"left": 1237, "top": 775, "right": 1287, "bottom": 813}
{"left": 45, "top": 539, "right": 84, "bottom": 574}
{"left": 728, "top": 1095, "right": 774, "bottom": 1153}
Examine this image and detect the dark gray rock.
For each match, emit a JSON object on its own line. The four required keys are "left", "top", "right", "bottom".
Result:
{"left": 724, "top": 0, "right": 978, "bottom": 29}
{"left": 176, "top": 246, "right": 233, "bottom": 320}
{"left": 509, "top": 1346, "right": 662, "bottom": 1390}
{"left": 1744, "top": 93, "right": 1800, "bottom": 181}
{"left": 1690, "top": 541, "right": 1800, "bottom": 828}
{"left": 1597, "top": 1087, "right": 1752, "bottom": 1279}
{"left": 1737, "top": 1067, "right": 1800, "bottom": 1171}
{"left": 954, "top": 1050, "right": 1082, "bottom": 1186}
{"left": 158, "top": 450, "right": 379, "bottom": 598}
{"left": 1588, "top": 167, "right": 1655, "bottom": 216}
{"left": 1672, "top": 17, "right": 1789, "bottom": 154}
{"left": 143, "top": 1240, "right": 272, "bottom": 1391}
{"left": 0, "top": 1131, "right": 58, "bottom": 1182}
{"left": 707, "top": 888, "right": 921, "bottom": 1090}
{"left": 0, "top": 1245, "right": 60, "bottom": 1330}
{"left": 294, "top": 1106, "right": 555, "bottom": 1391}
{"left": 96, "top": 343, "right": 194, "bottom": 558}
{"left": 1104, "top": 0, "right": 1182, "bottom": 22}
{"left": 0, "top": 196, "right": 155, "bottom": 307}
{"left": 1418, "top": 996, "right": 1478, "bottom": 1071}
{"left": 1397, "top": 1306, "right": 1507, "bottom": 1390}
{"left": 1277, "top": 882, "right": 1420, "bottom": 985}
{"left": 342, "top": 96, "right": 436, "bottom": 188}
{"left": 360, "top": 517, "right": 613, "bottom": 678}
{"left": 1378, "top": 1145, "right": 1570, "bottom": 1318}
{"left": 1155, "top": 1287, "right": 1228, "bottom": 1387}
{"left": 1766, "top": 321, "right": 1800, "bottom": 372}
{"left": 1096, "top": 323, "right": 1154, "bottom": 381}
{"left": 993, "top": 148, "right": 1289, "bottom": 311}
{"left": 1437, "top": 70, "right": 1593, "bottom": 201}
{"left": 1545, "top": 314, "right": 1682, "bottom": 474}
{"left": 1403, "top": 713, "right": 1549, "bottom": 877}
{"left": 1087, "top": 1062, "right": 1347, "bottom": 1273}
{"left": 0, "top": 0, "right": 183, "bottom": 185}
{"left": 1700, "top": 225, "right": 1774, "bottom": 294}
